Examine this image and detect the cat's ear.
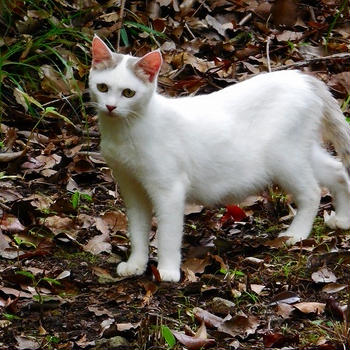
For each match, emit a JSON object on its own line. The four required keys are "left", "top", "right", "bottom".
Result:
{"left": 91, "top": 35, "right": 113, "bottom": 66}
{"left": 134, "top": 50, "right": 162, "bottom": 83}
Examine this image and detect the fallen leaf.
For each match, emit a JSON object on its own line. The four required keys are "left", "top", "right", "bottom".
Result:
{"left": 139, "top": 280, "right": 158, "bottom": 306}
{"left": 270, "top": 290, "right": 300, "bottom": 305}
{"left": 171, "top": 322, "right": 216, "bottom": 350}
{"left": 83, "top": 232, "right": 112, "bottom": 255}
{"left": 15, "top": 336, "right": 40, "bottom": 350}
{"left": 322, "top": 283, "right": 347, "bottom": 294}
{"left": 92, "top": 266, "right": 124, "bottom": 284}
{"left": 263, "top": 331, "right": 299, "bottom": 348}
{"left": 181, "top": 256, "right": 211, "bottom": 275}
{"left": 293, "top": 302, "right": 325, "bottom": 315}
{"left": 0, "top": 286, "right": 33, "bottom": 299}
{"left": 184, "top": 204, "right": 204, "bottom": 215}
{"left": 275, "top": 302, "right": 294, "bottom": 318}
{"left": 311, "top": 267, "right": 337, "bottom": 283}
{"left": 218, "top": 314, "right": 259, "bottom": 338}
{"left": 325, "top": 297, "right": 345, "bottom": 321}
{"left": 193, "top": 307, "right": 223, "bottom": 328}
{"left": 0, "top": 231, "right": 22, "bottom": 259}
{"left": 95, "top": 210, "right": 127, "bottom": 235}
{"left": 116, "top": 322, "right": 140, "bottom": 332}
{"left": 0, "top": 214, "right": 25, "bottom": 232}
{"left": 221, "top": 205, "right": 246, "bottom": 224}
{"left": 271, "top": 0, "right": 297, "bottom": 26}
{"left": 88, "top": 305, "right": 114, "bottom": 317}
{"left": 55, "top": 270, "right": 71, "bottom": 280}
{"left": 42, "top": 215, "right": 75, "bottom": 236}
{"left": 263, "top": 236, "right": 290, "bottom": 248}
{"left": 100, "top": 317, "right": 115, "bottom": 336}
{"left": 250, "top": 284, "right": 265, "bottom": 295}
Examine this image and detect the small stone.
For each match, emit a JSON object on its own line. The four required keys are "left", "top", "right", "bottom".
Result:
{"left": 208, "top": 297, "right": 235, "bottom": 315}
{"left": 92, "top": 336, "right": 129, "bottom": 349}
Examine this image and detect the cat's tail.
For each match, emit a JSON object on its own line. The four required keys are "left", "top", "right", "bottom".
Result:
{"left": 310, "top": 76, "right": 350, "bottom": 171}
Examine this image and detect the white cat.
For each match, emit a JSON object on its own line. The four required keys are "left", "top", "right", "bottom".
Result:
{"left": 89, "top": 35, "right": 350, "bottom": 282}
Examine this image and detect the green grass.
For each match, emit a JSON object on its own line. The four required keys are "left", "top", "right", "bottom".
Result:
{"left": 0, "top": 0, "right": 92, "bottom": 126}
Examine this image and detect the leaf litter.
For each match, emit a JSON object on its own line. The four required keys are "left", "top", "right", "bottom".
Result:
{"left": 0, "top": 0, "right": 349, "bottom": 349}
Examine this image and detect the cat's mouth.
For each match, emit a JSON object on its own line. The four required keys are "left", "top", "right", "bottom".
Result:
{"left": 103, "top": 110, "right": 119, "bottom": 118}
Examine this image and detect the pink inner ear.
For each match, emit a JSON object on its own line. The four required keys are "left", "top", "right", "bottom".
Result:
{"left": 136, "top": 51, "right": 162, "bottom": 82}
{"left": 92, "top": 36, "right": 112, "bottom": 64}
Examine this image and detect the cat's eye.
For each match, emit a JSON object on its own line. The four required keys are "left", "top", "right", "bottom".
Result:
{"left": 122, "top": 88, "right": 136, "bottom": 98}
{"left": 97, "top": 83, "right": 108, "bottom": 93}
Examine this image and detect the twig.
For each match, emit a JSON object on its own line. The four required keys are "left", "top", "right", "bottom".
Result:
{"left": 238, "top": 13, "right": 252, "bottom": 26}
{"left": 271, "top": 52, "right": 350, "bottom": 71}
{"left": 266, "top": 36, "right": 272, "bottom": 73}
{"left": 116, "top": 0, "right": 126, "bottom": 52}
{"left": 185, "top": 23, "right": 196, "bottom": 40}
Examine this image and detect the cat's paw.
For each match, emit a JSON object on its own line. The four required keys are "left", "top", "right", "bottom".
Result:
{"left": 278, "top": 231, "right": 308, "bottom": 246}
{"left": 117, "top": 260, "right": 146, "bottom": 277}
{"left": 325, "top": 211, "right": 350, "bottom": 230}
{"left": 158, "top": 268, "right": 181, "bottom": 282}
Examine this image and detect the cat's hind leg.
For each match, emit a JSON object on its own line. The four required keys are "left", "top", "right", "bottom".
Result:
{"left": 277, "top": 166, "right": 321, "bottom": 244}
{"left": 312, "top": 146, "right": 350, "bottom": 230}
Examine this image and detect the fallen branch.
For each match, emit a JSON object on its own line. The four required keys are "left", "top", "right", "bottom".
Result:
{"left": 271, "top": 52, "right": 350, "bottom": 71}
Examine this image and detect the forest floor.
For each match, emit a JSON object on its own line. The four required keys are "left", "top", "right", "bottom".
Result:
{"left": 0, "top": 0, "right": 349, "bottom": 349}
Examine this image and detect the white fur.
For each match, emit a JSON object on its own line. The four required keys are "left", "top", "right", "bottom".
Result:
{"left": 89, "top": 54, "right": 350, "bottom": 282}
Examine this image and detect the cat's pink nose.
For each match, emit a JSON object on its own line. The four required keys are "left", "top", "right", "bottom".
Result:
{"left": 106, "top": 105, "right": 116, "bottom": 112}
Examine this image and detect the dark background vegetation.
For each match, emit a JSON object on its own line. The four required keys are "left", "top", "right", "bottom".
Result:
{"left": 0, "top": 0, "right": 349, "bottom": 349}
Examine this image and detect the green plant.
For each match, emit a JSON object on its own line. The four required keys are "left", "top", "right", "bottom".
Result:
{"left": 161, "top": 325, "right": 176, "bottom": 348}
{"left": 324, "top": 0, "right": 349, "bottom": 51}
{"left": 2, "top": 313, "right": 21, "bottom": 321}
{"left": 15, "top": 270, "right": 61, "bottom": 322}
{"left": 70, "top": 190, "right": 93, "bottom": 211}
{"left": 220, "top": 267, "right": 245, "bottom": 278}
{"left": 43, "top": 335, "right": 60, "bottom": 350}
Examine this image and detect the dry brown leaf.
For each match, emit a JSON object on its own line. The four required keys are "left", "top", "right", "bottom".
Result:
{"left": 263, "top": 236, "right": 289, "bottom": 248}
{"left": 0, "top": 286, "right": 32, "bottom": 299}
{"left": 276, "top": 30, "right": 303, "bottom": 42}
{"left": 83, "top": 232, "right": 112, "bottom": 255}
{"left": 116, "top": 322, "right": 140, "bottom": 332}
{"left": 270, "top": 290, "right": 300, "bottom": 305}
{"left": 0, "top": 231, "right": 21, "bottom": 259}
{"left": 275, "top": 302, "right": 294, "bottom": 318}
{"left": 218, "top": 314, "right": 259, "bottom": 338}
{"left": 42, "top": 215, "right": 75, "bottom": 236}
{"left": 171, "top": 322, "right": 216, "bottom": 350}
{"left": 322, "top": 283, "right": 347, "bottom": 294}
{"left": 193, "top": 307, "right": 223, "bottom": 328}
{"left": 328, "top": 72, "right": 350, "bottom": 97}
{"left": 0, "top": 214, "right": 25, "bottom": 232}
{"left": 181, "top": 256, "right": 211, "bottom": 275}
{"left": 95, "top": 210, "right": 127, "bottom": 235}
{"left": 184, "top": 204, "right": 204, "bottom": 215}
{"left": 311, "top": 267, "right": 337, "bottom": 284}
{"left": 15, "top": 335, "right": 40, "bottom": 350}
{"left": 293, "top": 302, "right": 325, "bottom": 315}
{"left": 40, "top": 64, "right": 71, "bottom": 95}
{"left": 88, "top": 305, "right": 114, "bottom": 317}
{"left": 271, "top": 0, "right": 297, "bottom": 26}
{"left": 250, "top": 284, "right": 265, "bottom": 295}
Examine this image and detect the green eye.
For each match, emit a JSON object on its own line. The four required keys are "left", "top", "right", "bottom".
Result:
{"left": 122, "top": 88, "right": 136, "bottom": 98}
{"left": 97, "top": 83, "right": 108, "bottom": 93}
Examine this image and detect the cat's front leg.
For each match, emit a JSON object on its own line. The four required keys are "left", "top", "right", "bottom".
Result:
{"left": 115, "top": 172, "right": 152, "bottom": 277}
{"left": 153, "top": 182, "right": 186, "bottom": 282}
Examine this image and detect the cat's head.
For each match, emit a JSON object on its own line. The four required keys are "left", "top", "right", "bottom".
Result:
{"left": 89, "top": 35, "right": 162, "bottom": 119}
